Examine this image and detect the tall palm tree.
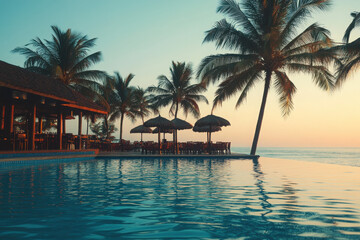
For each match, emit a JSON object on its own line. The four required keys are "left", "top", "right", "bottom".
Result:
{"left": 132, "top": 87, "right": 154, "bottom": 124}
{"left": 197, "top": 0, "right": 336, "bottom": 155}
{"left": 96, "top": 76, "right": 117, "bottom": 139}
{"left": 148, "top": 61, "right": 208, "bottom": 119}
{"left": 12, "top": 25, "right": 106, "bottom": 95}
{"left": 148, "top": 61, "right": 208, "bottom": 152}
{"left": 336, "top": 11, "right": 360, "bottom": 86}
{"left": 110, "top": 72, "right": 138, "bottom": 141}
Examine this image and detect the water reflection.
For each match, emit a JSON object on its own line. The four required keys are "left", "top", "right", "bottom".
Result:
{"left": 0, "top": 158, "right": 360, "bottom": 239}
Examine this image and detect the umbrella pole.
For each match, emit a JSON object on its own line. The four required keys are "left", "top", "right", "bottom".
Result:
{"left": 141, "top": 133, "right": 143, "bottom": 142}
{"left": 172, "top": 130, "right": 176, "bottom": 154}
{"left": 158, "top": 131, "right": 161, "bottom": 154}
{"left": 176, "top": 130, "right": 179, "bottom": 154}
{"left": 208, "top": 125, "right": 212, "bottom": 154}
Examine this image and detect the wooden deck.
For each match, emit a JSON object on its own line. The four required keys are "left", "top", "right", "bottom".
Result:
{"left": 97, "top": 151, "right": 259, "bottom": 160}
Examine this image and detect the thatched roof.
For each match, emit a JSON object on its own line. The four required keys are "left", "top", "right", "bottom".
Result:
{"left": 194, "top": 114, "right": 230, "bottom": 127}
{"left": 143, "top": 115, "right": 174, "bottom": 129}
{"left": 130, "top": 125, "right": 152, "bottom": 134}
{"left": 152, "top": 127, "right": 173, "bottom": 134}
{"left": 0, "top": 60, "right": 107, "bottom": 114}
{"left": 171, "top": 118, "right": 193, "bottom": 130}
{"left": 193, "top": 125, "right": 222, "bottom": 133}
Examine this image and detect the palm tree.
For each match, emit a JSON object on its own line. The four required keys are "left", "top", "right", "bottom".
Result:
{"left": 96, "top": 76, "right": 118, "bottom": 140}
{"left": 132, "top": 87, "right": 154, "bottom": 123}
{"left": 90, "top": 121, "right": 117, "bottom": 141}
{"left": 110, "top": 72, "right": 138, "bottom": 141}
{"left": 197, "top": 0, "right": 336, "bottom": 155}
{"left": 336, "top": 11, "right": 360, "bottom": 86}
{"left": 12, "top": 25, "right": 106, "bottom": 95}
{"left": 148, "top": 61, "right": 208, "bottom": 119}
{"left": 148, "top": 61, "right": 208, "bottom": 152}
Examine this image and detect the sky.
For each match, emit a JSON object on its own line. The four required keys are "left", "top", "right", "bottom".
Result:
{"left": 1, "top": 0, "right": 360, "bottom": 148}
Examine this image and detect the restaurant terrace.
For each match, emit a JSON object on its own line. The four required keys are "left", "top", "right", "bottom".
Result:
{"left": 0, "top": 60, "right": 108, "bottom": 151}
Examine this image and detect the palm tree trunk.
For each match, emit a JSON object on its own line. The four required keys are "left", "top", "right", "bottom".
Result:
{"left": 250, "top": 72, "right": 271, "bottom": 155}
{"left": 208, "top": 125, "right": 212, "bottom": 154}
{"left": 86, "top": 117, "right": 89, "bottom": 135}
{"left": 158, "top": 131, "right": 161, "bottom": 154}
{"left": 174, "top": 102, "right": 179, "bottom": 154}
{"left": 141, "top": 116, "right": 144, "bottom": 145}
{"left": 104, "top": 116, "right": 109, "bottom": 139}
{"left": 119, "top": 112, "right": 124, "bottom": 142}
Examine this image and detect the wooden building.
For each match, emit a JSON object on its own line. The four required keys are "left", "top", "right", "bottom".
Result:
{"left": 0, "top": 60, "right": 108, "bottom": 151}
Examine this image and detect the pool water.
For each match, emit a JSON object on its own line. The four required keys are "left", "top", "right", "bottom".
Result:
{"left": 0, "top": 157, "right": 359, "bottom": 239}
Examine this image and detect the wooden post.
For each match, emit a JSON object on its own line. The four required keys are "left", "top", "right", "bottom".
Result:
{"left": 29, "top": 104, "right": 36, "bottom": 150}
{"left": 4, "top": 104, "right": 14, "bottom": 150}
{"left": 5, "top": 104, "right": 14, "bottom": 137}
{"left": 38, "top": 116, "right": 43, "bottom": 134}
{"left": 57, "top": 112, "right": 63, "bottom": 150}
{"left": 62, "top": 118, "right": 66, "bottom": 134}
{"left": 78, "top": 112, "right": 82, "bottom": 150}
{"left": 1, "top": 105, "right": 5, "bottom": 130}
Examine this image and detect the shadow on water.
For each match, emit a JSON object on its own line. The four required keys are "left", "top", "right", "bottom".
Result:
{"left": 0, "top": 158, "right": 360, "bottom": 239}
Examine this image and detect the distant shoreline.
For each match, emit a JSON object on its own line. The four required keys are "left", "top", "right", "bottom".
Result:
{"left": 232, "top": 147, "right": 360, "bottom": 167}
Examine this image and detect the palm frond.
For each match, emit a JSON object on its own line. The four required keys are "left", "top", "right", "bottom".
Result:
{"left": 336, "top": 56, "right": 360, "bottom": 87}
{"left": 213, "top": 65, "right": 262, "bottom": 108}
{"left": 338, "top": 38, "right": 360, "bottom": 60}
{"left": 282, "top": 0, "right": 331, "bottom": 44}
{"left": 285, "top": 48, "right": 337, "bottom": 66}
{"left": 286, "top": 63, "right": 334, "bottom": 91}
{"left": 217, "top": 0, "right": 260, "bottom": 41}
{"left": 186, "top": 94, "right": 209, "bottom": 104}
{"left": 73, "top": 70, "right": 107, "bottom": 82}
{"left": 274, "top": 71, "right": 297, "bottom": 116}
{"left": 282, "top": 23, "right": 332, "bottom": 53}
{"left": 72, "top": 78, "right": 103, "bottom": 93}
{"left": 343, "top": 11, "right": 360, "bottom": 43}
{"left": 70, "top": 51, "right": 102, "bottom": 73}
{"left": 234, "top": 71, "right": 262, "bottom": 108}
{"left": 197, "top": 53, "right": 259, "bottom": 85}
{"left": 146, "top": 86, "right": 171, "bottom": 95}
{"left": 12, "top": 47, "right": 52, "bottom": 71}
{"left": 204, "top": 19, "right": 259, "bottom": 53}
{"left": 181, "top": 98, "right": 200, "bottom": 118}
{"left": 157, "top": 75, "right": 175, "bottom": 92}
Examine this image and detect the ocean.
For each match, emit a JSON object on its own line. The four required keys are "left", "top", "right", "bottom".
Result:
{"left": 232, "top": 147, "right": 360, "bottom": 167}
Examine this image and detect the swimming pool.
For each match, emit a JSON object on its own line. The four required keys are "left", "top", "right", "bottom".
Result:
{"left": 0, "top": 157, "right": 359, "bottom": 239}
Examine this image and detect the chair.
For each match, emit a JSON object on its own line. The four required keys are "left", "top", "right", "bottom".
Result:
{"left": 16, "top": 133, "right": 28, "bottom": 151}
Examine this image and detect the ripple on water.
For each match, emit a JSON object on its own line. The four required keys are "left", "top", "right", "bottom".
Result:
{"left": 0, "top": 158, "right": 359, "bottom": 239}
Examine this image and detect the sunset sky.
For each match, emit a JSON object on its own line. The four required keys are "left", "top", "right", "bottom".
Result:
{"left": 1, "top": 0, "right": 360, "bottom": 148}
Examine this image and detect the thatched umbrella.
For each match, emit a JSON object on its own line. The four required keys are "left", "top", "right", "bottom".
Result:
{"left": 194, "top": 114, "right": 230, "bottom": 128}
{"left": 171, "top": 118, "right": 193, "bottom": 154}
{"left": 144, "top": 115, "right": 174, "bottom": 154}
{"left": 193, "top": 125, "right": 222, "bottom": 142}
{"left": 130, "top": 125, "right": 152, "bottom": 142}
{"left": 194, "top": 114, "right": 230, "bottom": 153}
{"left": 152, "top": 127, "right": 173, "bottom": 134}
{"left": 152, "top": 127, "right": 173, "bottom": 141}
